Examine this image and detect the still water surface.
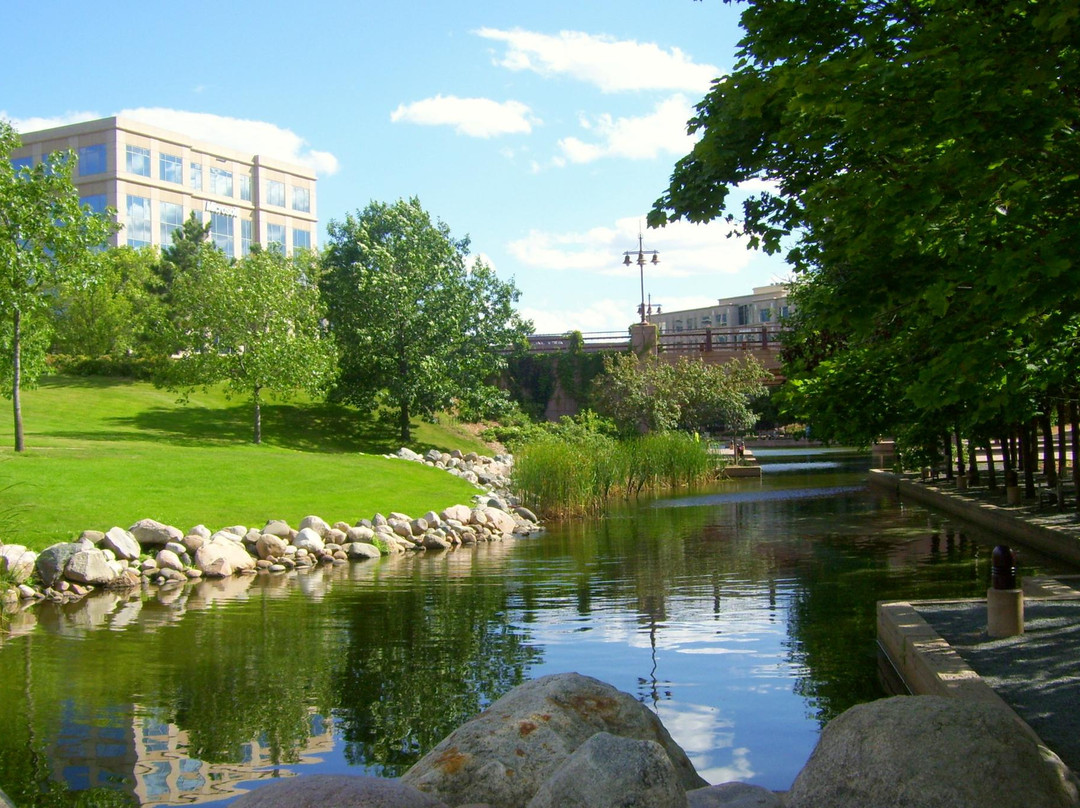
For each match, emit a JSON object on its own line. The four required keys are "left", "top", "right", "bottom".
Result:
{"left": 1, "top": 450, "right": 1073, "bottom": 807}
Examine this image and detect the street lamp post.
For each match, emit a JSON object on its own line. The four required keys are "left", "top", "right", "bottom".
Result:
{"left": 623, "top": 233, "right": 659, "bottom": 324}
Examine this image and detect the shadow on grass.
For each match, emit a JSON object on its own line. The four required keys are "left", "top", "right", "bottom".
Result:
{"left": 53, "top": 401, "right": 453, "bottom": 455}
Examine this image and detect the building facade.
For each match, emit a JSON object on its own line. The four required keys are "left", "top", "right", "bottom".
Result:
{"left": 650, "top": 284, "right": 792, "bottom": 336}
{"left": 10, "top": 116, "right": 317, "bottom": 257}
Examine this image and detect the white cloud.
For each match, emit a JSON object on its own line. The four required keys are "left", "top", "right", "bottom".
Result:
{"left": 3, "top": 110, "right": 99, "bottom": 132}
{"left": 391, "top": 95, "right": 538, "bottom": 138}
{"left": 517, "top": 298, "right": 634, "bottom": 334}
{"left": 4, "top": 108, "right": 340, "bottom": 176}
{"left": 476, "top": 28, "right": 720, "bottom": 94}
{"left": 508, "top": 215, "right": 756, "bottom": 279}
{"left": 557, "top": 94, "right": 697, "bottom": 164}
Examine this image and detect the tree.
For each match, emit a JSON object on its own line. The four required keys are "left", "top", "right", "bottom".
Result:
{"left": 592, "top": 353, "right": 769, "bottom": 436}
{"left": 157, "top": 245, "right": 338, "bottom": 444}
{"left": 650, "top": 2, "right": 1080, "bottom": 460}
{"left": 51, "top": 245, "right": 158, "bottom": 357}
{"left": 0, "top": 121, "right": 118, "bottom": 451}
{"left": 320, "top": 197, "right": 531, "bottom": 443}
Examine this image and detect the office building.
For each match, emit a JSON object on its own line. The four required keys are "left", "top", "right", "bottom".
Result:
{"left": 651, "top": 284, "right": 792, "bottom": 336}
{"left": 10, "top": 116, "right": 318, "bottom": 257}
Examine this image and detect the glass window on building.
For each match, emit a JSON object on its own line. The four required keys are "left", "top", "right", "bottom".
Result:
{"left": 241, "top": 219, "right": 253, "bottom": 256}
{"left": 190, "top": 161, "right": 202, "bottom": 190}
{"left": 160, "top": 201, "right": 184, "bottom": 246}
{"left": 267, "top": 180, "right": 285, "bottom": 207}
{"left": 291, "top": 186, "right": 310, "bottom": 212}
{"left": 293, "top": 228, "right": 311, "bottom": 251}
{"left": 126, "top": 195, "right": 152, "bottom": 247}
{"left": 716, "top": 311, "right": 728, "bottom": 326}
{"left": 210, "top": 167, "right": 233, "bottom": 197}
{"left": 10, "top": 156, "right": 33, "bottom": 172}
{"left": 160, "top": 153, "right": 182, "bottom": 184}
{"left": 267, "top": 223, "right": 286, "bottom": 253}
{"left": 239, "top": 173, "right": 252, "bottom": 202}
{"left": 81, "top": 194, "right": 107, "bottom": 215}
{"left": 210, "top": 213, "right": 234, "bottom": 258}
{"left": 77, "top": 144, "right": 107, "bottom": 176}
{"left": 779, "top": 305, "right": 790, "bottom": 319}
{"left": 760, "top": 308, "right": 772, "bottom": 323}
{"left": 126, "top": 145, "right": 150, "bottom": 177}
{"left": 701, "top": 315, "right": 712, "bottom": 327}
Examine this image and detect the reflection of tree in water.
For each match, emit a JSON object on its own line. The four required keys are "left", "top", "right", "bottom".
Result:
{"left": 332, "top": 576, "right": 541, "bottom": 776}
{"left": 785, "top": 524, "right": 985, "bottom": 725}
{"left": 163, "top": 591, "right": 341, "bottom": 765}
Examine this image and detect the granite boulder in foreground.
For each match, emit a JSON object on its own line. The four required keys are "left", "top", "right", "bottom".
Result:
{"left": 230, "top": 774, "right": 448, "bottom": 807}
{"left": 786, "top": 695, "right": 1080, "bottom": 808}
{"left": 400, "top": 671, "right": 707, "bottom": 807}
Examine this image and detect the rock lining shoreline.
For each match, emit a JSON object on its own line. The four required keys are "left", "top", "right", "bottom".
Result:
{"left": 0, "top": 449, "right": 540, "bottom": 609}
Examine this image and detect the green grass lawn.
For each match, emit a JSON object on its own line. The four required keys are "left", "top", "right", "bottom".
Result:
{"left": 0, "top": 376, "right": 494, "bottom": 550}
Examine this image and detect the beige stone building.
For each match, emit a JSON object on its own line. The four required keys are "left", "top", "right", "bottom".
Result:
{"left": 10, "top": 116, "right": 317, "bottom": 257}
{"left": 651, "top": 284, "right": 793, "bottom": 337}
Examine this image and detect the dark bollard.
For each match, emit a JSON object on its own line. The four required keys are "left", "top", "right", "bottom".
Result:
{"left": 988, "top": 544, "right": 1023, "bottom": 637}
{"left": 991, "top": 545, "right": 1017, "bottom": 590}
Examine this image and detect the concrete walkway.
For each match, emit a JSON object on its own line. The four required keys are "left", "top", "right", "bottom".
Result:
{"left": 872, "top": 470, "right": 1080, "bottom": 776}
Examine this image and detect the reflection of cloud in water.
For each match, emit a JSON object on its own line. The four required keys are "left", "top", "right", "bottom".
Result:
{"left": 697, "top": 747, "right": 756, "bottom": 785}
{"left": 655, "top": 700, "right": 742, "bottom": 782}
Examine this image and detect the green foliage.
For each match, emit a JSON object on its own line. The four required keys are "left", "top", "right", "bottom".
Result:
{"left": 156, "top": 246, "right": 338, "bottom": 444}
{"left": 47, "top": 354, "right": 157, "bottom": 380}
{"left": 50, "top": 246, "right": 159, "bottom": 357}
{"left": 503, "top": 343, "right": 612, "bottom": 419}
{"left": 0, "top": 376, "right": 487, "bottom": 549}
{"left": 0, "top": 120, "right": 119, "bottom": 451}
{"left": 512, "top": 430, "right": 715, "bottom": 517}
{"left": 651, "top": 2, "right": 1080, "bottom": 461}
{"left": 320, "top": 198, "right": 532, "bottom": 443}
{"left": 592, "top": 353, "right": 769, "bottom": 436}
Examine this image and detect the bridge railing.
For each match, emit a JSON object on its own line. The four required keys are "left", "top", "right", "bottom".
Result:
{"left": 524, "top": 331, "right": 630, "bottom": 353}
{"left": 658, "top": 325, "right": 787, "bottom": 354}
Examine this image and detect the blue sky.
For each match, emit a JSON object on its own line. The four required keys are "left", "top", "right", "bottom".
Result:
{"left": 2, "top": 0, "right": 790, "bottom": 333}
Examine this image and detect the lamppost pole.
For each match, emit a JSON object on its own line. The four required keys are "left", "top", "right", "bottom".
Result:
{"left": 622, "top": 232, "right": 660, "bottom": 324}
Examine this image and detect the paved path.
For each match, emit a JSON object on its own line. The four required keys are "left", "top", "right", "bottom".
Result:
{"left": 874, "top": 472, "right": 1080, "bottom": 774}
{"left": 916, "top": 589, "right": 1080, "bottom": 773}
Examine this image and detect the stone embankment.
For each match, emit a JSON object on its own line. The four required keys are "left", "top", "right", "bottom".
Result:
{"left": 229, "top": 672, "right": 1080, "bottom": 808}
{"left": 0, "top": 450, "right": 540, "bottom": 608}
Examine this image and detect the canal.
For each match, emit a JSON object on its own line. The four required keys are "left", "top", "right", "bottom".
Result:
{"left": 0, "top": 448, "right": 1074, "bottom": 806}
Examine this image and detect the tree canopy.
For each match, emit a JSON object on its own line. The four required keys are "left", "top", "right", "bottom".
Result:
{"left": 0, "top": 120, "right": 118, "bottom": 450}
{"left": 651, "top": 1, "right": 1080, "bottom": 463}
{"left": 320, "top": 197, "right": 531, "bottom": 443}
{"left": 157, "top": 244, "right": 338, "bottom": 444}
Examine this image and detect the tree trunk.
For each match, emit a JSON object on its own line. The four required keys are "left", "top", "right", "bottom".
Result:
{"left": 954, "top": 429, "right": 965, "bottom": 479}
{"left": 12, "top": 308, "right": 24, "bottom": 453}
{"left": 1057, "top": 401, "right": 1068, "bottom": 483}
{"left": 399, "top": 401, "right": 411, "bottom": 444}
{"left": 253, "top": 386, "right": 262, "bottom": 444}
{"left": 1040, "top": 410, "right": 1056, "bottom": 486}
{"left": 1071, "top": 402, "right": 1080, "bottom": 514}
{"left": 967, "top": 437, "right": 979, "bottom": 484}
{"left": 1000, "top": 431, "right": 1016, "bottom": 488}
{"left": 985, "top": 439, "right": 997, "bottom": 492}
{"left": 1021, "top": 421, "right": 1036, "bottom": 499}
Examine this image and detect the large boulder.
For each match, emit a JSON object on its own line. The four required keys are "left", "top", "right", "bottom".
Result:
{"left": 298, "top": 515, "right": 330, "bottom": 537}
{"left": 687, "top": 782, "right": 784, "bottom": 807}
{"left": 230, "top": 774, "right": 448, "bottom": 808}
{"left": 102, "top": 527, "right": 141, "bottom": 561}
{"left": 255, "top": 534, "right": 289, "bottom": 560}
{"left": 293, "top": 528, "right": 325, "bottom": 555}
{"left": 402, "top": 672, "right": 706, "bottom": 808}
{"left": 786, "top": 695, "right": 1080, "bottom": 808}
{"left": 0, "top": 544, "right": 37, "bottom": 584}
{"left": 35, "top": 543, "right": 80, "bottom": 588}
{"left": 129, "top": 518, "right": 183, "bottom": 548}
{"left": 194, "top": 537, "right": 256, "bottom": 578}
{"left": 65, "top": 548, "right": 117, "bottom": 586}
{"left": 527, "top": 731, "right": 687, "bottom": 808}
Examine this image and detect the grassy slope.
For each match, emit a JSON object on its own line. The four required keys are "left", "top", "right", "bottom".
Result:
{"left": 0, "top": 376, "right": 492, "bottom": 549}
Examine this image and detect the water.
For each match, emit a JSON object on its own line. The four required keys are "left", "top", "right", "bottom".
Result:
{"left": 0, "top": 450, "right": 1074, "bottom": 807}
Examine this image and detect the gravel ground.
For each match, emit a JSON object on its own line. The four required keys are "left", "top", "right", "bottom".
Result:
{"left": 916, "top": 595, "right": 1080, "bottom": 773}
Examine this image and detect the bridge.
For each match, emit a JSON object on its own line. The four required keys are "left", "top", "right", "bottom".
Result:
{"left": 523, "top": 324, "right": 788, "bottom": 381}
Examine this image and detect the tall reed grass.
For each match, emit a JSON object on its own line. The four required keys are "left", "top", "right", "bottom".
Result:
{"left": 512, "top": 431, "right": 719, "bottom": 517}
